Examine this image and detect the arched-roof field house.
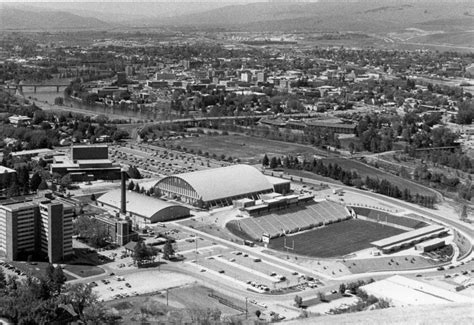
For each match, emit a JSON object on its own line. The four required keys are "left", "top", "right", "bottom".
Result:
{"left": 97, "top": 189, "right": 190, "bottom": 226}
{"left": 155, "top": 165, "right": 275, "bottom": 207}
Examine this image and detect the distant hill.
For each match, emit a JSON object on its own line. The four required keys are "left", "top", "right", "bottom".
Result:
{"left": 154, "top": 1, "right": 474, "bottom": 33}
{"left": 0, "top": 7, "right": 112, "bottom": 31}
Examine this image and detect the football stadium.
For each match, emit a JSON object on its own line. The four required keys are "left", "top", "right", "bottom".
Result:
{"left": 148, "top": 164, "right": 445, "bottom": 259}
{"left": 226, "top": 193, "right": 445, "bottom": 258}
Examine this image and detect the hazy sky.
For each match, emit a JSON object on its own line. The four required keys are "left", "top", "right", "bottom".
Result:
{"left": 1, "top": 0, "right": 264, "bottom": 2}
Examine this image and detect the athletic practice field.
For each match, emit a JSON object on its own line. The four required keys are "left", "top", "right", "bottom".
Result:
{"left": 269, "top": 219, "right": 405, "bottom": 258}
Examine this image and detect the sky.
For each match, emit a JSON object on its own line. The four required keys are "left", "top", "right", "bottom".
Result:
{"left": 0, "top": 0, "right": 264, "bottom": 2}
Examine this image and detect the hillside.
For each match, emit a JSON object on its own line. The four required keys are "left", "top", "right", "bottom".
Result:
{"left": 155, "top": 1, "right": 474, "bottom": 33}
{"left": 0, "top": 7, "right": 112, "bottom": 31}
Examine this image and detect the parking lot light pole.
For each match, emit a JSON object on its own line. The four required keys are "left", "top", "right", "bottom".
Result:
{"left": 245, "top": 297, "right": 248, "bottom": 319}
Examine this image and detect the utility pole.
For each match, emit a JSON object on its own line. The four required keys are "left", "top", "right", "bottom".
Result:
{"left": 245, "top": 297, "right": 248, "bottom": 319}
{"left": 166, "top": 288, "right": 169, "bottom": 306}
{"left": 195, "top": 236, "right": 198, "bottom": 263}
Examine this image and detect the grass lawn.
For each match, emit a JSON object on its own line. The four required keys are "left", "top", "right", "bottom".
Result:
{"left": 342, "top": 255, "right": 437, "bottom": 273}
{"left": 322, "top": 158, "right": 437, "bottom": 197}
{"left": 10, "top": 261, "right": 76, "bottom": 281}
{"left": 170, "top": 134, "right": 327, "bottom": 164}
{"left": 63, "top": 264, "right": 104, "bottom": 278}
{"left": 269, "top": 219, "right": 405, "bottom": 258}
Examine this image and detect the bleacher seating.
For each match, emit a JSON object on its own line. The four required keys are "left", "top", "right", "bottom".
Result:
{"left": 227, "top": 201, "right": 350, "bottom": 241}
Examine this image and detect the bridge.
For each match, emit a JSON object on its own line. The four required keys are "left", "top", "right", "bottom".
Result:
{"left": 3, "top": 82, "right": 70, "bottom": 93}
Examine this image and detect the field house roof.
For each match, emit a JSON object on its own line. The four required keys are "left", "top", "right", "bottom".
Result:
{"left": 98, "top": 189, "right": 188, "bottom": 220}
{"left": 159, "top": 164, "right": 273, "bottom": 202}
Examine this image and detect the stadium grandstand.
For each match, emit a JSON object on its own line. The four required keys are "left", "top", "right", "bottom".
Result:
{"left": 97, "top": 189, "right": 190, "bottom": 226}
{"left": 227, "top": 200, "right": 351, "bottom": 241}
{"left": 154, "top": 165, "right": 279, "bottom": 207}
{"left": 350, "top": 207, "right": 428, "bottom": 229}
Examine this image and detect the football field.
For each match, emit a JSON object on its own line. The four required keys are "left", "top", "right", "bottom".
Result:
{"left": 269, "top": 219, "right": 404, "bottom": 258}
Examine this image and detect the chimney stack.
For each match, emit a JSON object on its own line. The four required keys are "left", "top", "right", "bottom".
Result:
{"left": 120, "top": 169, "right": 127, "bottom": 214}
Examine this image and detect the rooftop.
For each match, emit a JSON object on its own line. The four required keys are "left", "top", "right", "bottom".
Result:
{"left": 98, "top": 189, "right": 187, "bottom": 220}
{"left": 371, "top": 225, "right": 446, "bottom": 248}
{"left": 160, "top": 164, "right": 273, "bottom": 202}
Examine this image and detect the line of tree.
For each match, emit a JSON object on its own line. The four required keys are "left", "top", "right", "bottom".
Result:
{"left": 265, "top": 154, "right": 437, "bottom": 208}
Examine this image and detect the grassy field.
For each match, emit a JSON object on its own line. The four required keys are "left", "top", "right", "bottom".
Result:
{"left": 342, "top": 255, "right": 437, "bottom": 274}
{"left": 105, "top": 284, "right": 256, "bottom": 323}
{"left": 322, "top": 158, "right": 437, "bottom": 197}
{"left": 170, "top": 134, "right": 326, "bottom": 164}
{"left": 269, "top": 220, "right": 404, "bottom": 258}
{"left": 10, "top": 261, "right": 76, "bottom": 281}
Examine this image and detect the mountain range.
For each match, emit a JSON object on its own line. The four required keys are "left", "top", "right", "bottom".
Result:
{"left": 0, "top": 1, "right": 472, "bottom": 33}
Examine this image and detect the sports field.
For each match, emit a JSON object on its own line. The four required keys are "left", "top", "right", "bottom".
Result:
{"left": 269, "top": 219, "right": 405, "bottom": 258}
{"left": 170, "top": 134, "right": 327, "bottom": 164}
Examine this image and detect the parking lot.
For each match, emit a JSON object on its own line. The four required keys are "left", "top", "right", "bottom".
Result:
{"left": 108, "top": 142, "right": 230, "bottom": 178}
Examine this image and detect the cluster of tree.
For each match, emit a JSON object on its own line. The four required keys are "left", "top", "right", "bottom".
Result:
{"left": 73, "top": 215, "right": 109, "bottom": 248}
{"left": 456, "top": 102, "right": 474, "bottom": 124}
{"left": 0, "top": 166, "right": 30, "bottom": 197}
{"left": 328, "top": 279, "right": 390, "bottom": 314}
{"left": 413, "top": 164, "right": 472, "bottom": 201}
{"left": 0, "top": 266, "right": 114, "bottom": 324}
{"left": 127, "top": 165, "right": 142, "bottom": 179}
{"left": 162, "top": 239, "right": 176, "bottom": 260}
{"left": 414, "top": 150, "right": 473, "bottom": 174}
{"left": 133, "top": 240, "right": 158, "bottom": 266}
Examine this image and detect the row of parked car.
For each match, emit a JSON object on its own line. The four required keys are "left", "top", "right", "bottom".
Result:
{"left": 0, "top": 261, "right": 27, "bottom": 277}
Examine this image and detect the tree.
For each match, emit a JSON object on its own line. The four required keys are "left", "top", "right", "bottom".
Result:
{"left": 0, "top": 268, "right": 6, "bottom": 289}
{"left": 38, "top": 179, "right": 48, "bottom": 190}
{"left": 73, "top": 215, "right": 109, "bottom": 248}
{"left": 269, "top": 157, "right": 278, "bottom": 169}
{"left": 255, "top": 310, "right": 261, "bottom": 318}
{"left": 262, "top": 154, "right": 269, "bottom": 167}
{"left": 163, "top": 239, "right": 175, "bottom": 260}
{"left": 127, "top": 180, "right": 135, "bottom": 191}
{"left": 127, "top": 166, "right": 142, "bottom": 179}
{"left": 30, "top": 172, "right": 42, "bottom": 192}
{"left": 59, "top": 174, "right": 72, "bottom": 191}
{"left": 317, "top": 291, "right": 328, "bottom": 302}
{"left": 90, "top": 193, "right": 96, "bottom": 202}
{"left": 294, "top": 295, "right": 303, "bottom": 308}
{"left": 339, "top": 283, "right": 347, "bottom": 294}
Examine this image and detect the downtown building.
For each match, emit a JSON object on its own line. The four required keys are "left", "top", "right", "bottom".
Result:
{"left": 0, "top": 197, "right": 74, "bottom": 263}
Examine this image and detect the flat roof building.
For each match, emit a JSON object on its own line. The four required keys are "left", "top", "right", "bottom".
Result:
{"left": 371, "top": 225, "right": 448, "bottom": 253}
{"left": 50, "top": 144, "right": 121, "bottom": 181}
{"left": 361, "top": 275, "right": 472, "bottom": 307}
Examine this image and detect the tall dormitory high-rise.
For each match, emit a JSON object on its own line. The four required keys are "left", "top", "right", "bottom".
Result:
{"left": 0, "top": 197, "right": 74, "bottom": 263}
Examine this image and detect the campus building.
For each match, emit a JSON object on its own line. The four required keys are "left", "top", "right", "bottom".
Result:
{"left": 155, "top": 165, "right": 277, "bottom": 207}
{"left": 97, "top": 189, "right": 190, "bottom": 227}
{"left": 0, "top": 196, "right": 75, "bottom": 262}
{"left": 371, "top": 225, "right": 448, "bottom": 254}
{"left": 50, "top": 144, "right": 121, "bottom": 181}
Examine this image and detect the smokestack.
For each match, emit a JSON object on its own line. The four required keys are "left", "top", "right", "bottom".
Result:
{"left": 121, "top": 168, "right": 127, "bottom": 214}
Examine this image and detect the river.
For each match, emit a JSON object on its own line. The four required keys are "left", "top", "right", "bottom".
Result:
{"left": 19, "top": 86, "right": 170, "bottom": 121}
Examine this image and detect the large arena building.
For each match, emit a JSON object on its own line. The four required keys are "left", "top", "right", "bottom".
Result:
{"left": 155, "top": 165, "right": 287, "bottom": 207}
{"left": 97, "top": 189, "right": 190, "bottom": 226}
